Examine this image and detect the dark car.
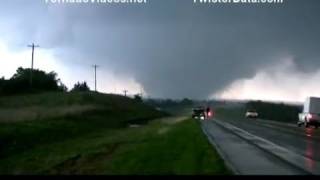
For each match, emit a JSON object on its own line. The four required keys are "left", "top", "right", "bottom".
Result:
{"left": 192, "top": 107, "right": 206, "bottom": 120}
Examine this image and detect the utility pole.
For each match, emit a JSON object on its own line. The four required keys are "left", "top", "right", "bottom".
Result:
{"left": 124, "top": 90, "right": 128, "bottom": 97}
{"left": 140, "top": 87, "right": 144, "bottom": 98}
{"left": 28, "top": 43, "right": 40, "bottom": 88}
{"left": 92, "top": 65, "right": 99, "bottom": 92}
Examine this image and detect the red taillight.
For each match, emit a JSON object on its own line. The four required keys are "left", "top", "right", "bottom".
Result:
{"left": 208, "top": 112, "right": 212, "bottom": 117}
{"left": 307, "top": 114, "right": 313, "bottom": 120}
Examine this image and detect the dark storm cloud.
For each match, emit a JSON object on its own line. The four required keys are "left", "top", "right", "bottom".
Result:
{"left": 1, "top": 0, "right": 320, "bottom": 99}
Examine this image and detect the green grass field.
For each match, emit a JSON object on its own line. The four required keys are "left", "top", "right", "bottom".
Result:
{"left": 215, "top": 107, "right": 247, "bottom": 121}
{"left": 0, "top": 92, "right": 231, "bottom": 175}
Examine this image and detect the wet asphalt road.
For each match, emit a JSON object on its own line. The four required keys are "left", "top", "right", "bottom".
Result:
{"left": 219, "top": 117, "right": 320, "bottom": 162}
{"left": 202, "top": 120, "right": 309, "bottom": 175}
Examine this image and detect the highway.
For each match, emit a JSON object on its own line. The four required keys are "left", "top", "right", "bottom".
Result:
{"left": 202, "top": 116, "right": 320, "bottom": 175}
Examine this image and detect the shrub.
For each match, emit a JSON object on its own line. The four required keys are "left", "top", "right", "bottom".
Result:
{"left": 71, "top": 81, "right": 90, "bottom": 92}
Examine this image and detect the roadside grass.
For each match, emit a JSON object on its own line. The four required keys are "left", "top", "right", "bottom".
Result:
{"left": 0, "top": 92, "right": 231, "bottom": 175}
{"left": 0, "top": 92, "right": 165, "bottom": 162}
{"left": 0, "top": 105, "right": 100, "bottom": 123}
{"left": 160, "top": 105, "right": 194, "bottom": 117}
{"left": 0, "top": 92, "right": 165, "bottom": 123}
{"left": 103, "top": 119, "right": 231, "bottom": 175}
{"left": 0, "top": 118, "right": 231, "bottom": 175}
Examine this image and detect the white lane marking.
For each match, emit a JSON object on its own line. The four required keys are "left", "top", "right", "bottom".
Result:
{"left": 214, "top": 120, "right": 320, "bottom": 175}
{"left": 236, "top": 119, "right": 320, "bottom": 140}
{"left": 254, "top": 119, "right": 296, "bottom": 128}
{"left": 201, "top": 123, "right": 241, "bottom": 175}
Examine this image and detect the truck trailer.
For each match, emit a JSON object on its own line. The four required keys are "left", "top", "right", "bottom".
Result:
{"left": 298, "top": 97, "right": 320, "bottom": 128}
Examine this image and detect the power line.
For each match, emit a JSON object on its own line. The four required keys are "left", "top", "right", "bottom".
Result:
{"left": 27, "top": 43, "right": 40, "bottom": 88}
{"left": 92, "top": 65, "right": 99, "bottom": 92}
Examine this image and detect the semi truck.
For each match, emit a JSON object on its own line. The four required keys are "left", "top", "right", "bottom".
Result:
{"left": 298, "top": 97, "right": 320, "bottom": 128}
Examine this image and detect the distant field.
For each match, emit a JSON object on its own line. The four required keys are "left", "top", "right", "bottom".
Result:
{"left": 0, "top": 92, "right": 165, "bottom": 124}
{"left": 0, "top": 92, "right": 231, "bottom": 175}
{"left": 160, "top": 105, "right": 194, "bottom": 117}
{"left": 215, "top": 106, "right": 247, "bottom": 121}
{"left": 215, "top": 101, "right": 302, "bottom": 123}
{"left": 246, "top": 101, "right": 302, "bottom": 123}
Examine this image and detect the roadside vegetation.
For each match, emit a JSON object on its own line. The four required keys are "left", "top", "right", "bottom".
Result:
{"left": 0, "top": 92, "right": 231, "bottom": 175}
{"left": 145, "top": 98, "right": 195, "bottom": 116}
{"left": 0, "top": 67, "right": 67, "bottom": 96}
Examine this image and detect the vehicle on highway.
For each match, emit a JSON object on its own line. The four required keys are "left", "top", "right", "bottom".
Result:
{"left": 245, "top": 109, "right": 259, "bottom": 119}
{"left": 192, "top": 106, "right": 214, "bottom": 120}
{"left": 192, "top": 107, "right": 206, "bottom": 120}
{"left": 298, "top": 97, "right": 320, "bottom": 128}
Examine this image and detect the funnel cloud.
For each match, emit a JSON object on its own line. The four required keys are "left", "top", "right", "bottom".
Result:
{"left": 0, "top": 0, "right": 320, "bottom": 100}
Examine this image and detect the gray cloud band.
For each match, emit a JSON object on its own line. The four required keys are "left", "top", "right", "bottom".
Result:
{"left": 0, "top": 0, "right": 319, "bottom": 99}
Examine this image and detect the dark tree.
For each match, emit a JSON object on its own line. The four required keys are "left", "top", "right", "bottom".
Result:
{"left": 181, "top": 98, "right": 193, "bottom": 105}
{"left": 0, "top": 77, "right": 5, "bottom": 94}
{"left": 71, "top": 81, "right": 90, "bottom": 92}
{"left": 0, "top": 67, "right": 65, "bottom": 95}
{"left": 58, "top": 81, "right": 68, "bottom": 92}
{"left": 134, "top": 94, "right": 143, "bottom": 102}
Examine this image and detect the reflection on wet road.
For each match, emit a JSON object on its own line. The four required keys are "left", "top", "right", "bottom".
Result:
{"left": 219, "top": 117, "right": 320, "bottom": 162}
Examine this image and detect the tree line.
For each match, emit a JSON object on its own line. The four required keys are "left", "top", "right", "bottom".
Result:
{"left": 0, "top": 67, "right": 90, "bottom": 96}
{"left": 0, "top": 67, "right": 145, "bottom": 104}
{"left": 246, "top": 100, "right": 302, "bottom": 122}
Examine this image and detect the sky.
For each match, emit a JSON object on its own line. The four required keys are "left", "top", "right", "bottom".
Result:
{"left": 0, "top": 0, "right": 320, "bottom": 102}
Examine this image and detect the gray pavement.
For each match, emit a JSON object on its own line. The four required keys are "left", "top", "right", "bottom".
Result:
{"left": 221, "top": 117, "right": 320, "bottom": 161}
{"left": 202, "top": 119, "right": 320, "bottom": 175}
